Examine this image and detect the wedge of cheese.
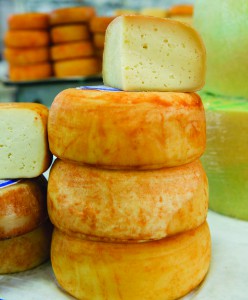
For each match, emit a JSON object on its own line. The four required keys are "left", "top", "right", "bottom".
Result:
{"left": 200, "top": 92, "right": 248, "bottom": 220}
{"left": 103, "top": 15, "right": 206, "bottom": 92}
{"left": 0, "top": 103, "right": 52, "bottom": 179}
{"left": 51, "top": 222, "right": 211, "bottom": 300}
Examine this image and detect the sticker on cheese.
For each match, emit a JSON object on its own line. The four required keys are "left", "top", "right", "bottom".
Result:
{"left": 0, "top": 103, "right": 52, "bottom": 179}
{"left": 200, "top": 92, "right": 248, "bottom": 221}
{"left": 48, "top": 88, "right": 206, "bottom": 169}
{"left": 48, "top": 159, "right": 208, "bottom": 242}
{"left": 0, "top": 176, "right": 48, "bottom": 239}
{"left": 51, "top": 222, "right": 211, "bottom": 300}
{"left": 194, "top": 0, "right": 248, "bottom": 98}
{"left": 0, "top": 219, "right": 52, "bottom": 274}
{"left": 102, "top": 15, "right": 206, "bottom": 92}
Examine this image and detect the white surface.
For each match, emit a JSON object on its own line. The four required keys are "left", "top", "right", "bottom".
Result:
{"left": 0, "top": 210, "right": 247, "bottom": 300}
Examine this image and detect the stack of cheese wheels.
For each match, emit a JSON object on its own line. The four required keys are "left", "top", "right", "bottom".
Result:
{"left": 49, "top": 6, "right": 100, "bottom": 78}
{"left": 194, "top": 0, "right": 248, "bottom": 220}
{"left": 167, "top": 4, "right": 194, "bottom": 26}
{"left": 4, "top": 13, "right": 52, "bottom": 81}
{"left": 0, "top": 103, "right": 53, "bottom": 274}
{"left": 89, "top": 16, "right": 115, "bottom": 66}
{"left": 48, "top": 16, "right": 211, "bottom": 300}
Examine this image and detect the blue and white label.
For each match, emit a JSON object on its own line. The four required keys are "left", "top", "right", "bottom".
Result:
{"left": 76, "top": 85, "right": 121, "bottom": 92}
{"left": 0, "top": 179, "right": 20, "bottom": 189}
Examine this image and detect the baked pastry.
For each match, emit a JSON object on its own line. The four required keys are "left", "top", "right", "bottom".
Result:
{"left": 9, "top": 62, "right": 52, "bottom": 81}
{"left": 51, "top": 24, "right": 90, "bottom": 44}
{"left": 48, "top": 87, "right": 206, "bottom": 169}
{"left": 8, "top": 12, "right": 49, "bottom": 30}
{"left": 4, "top": 30, "right": 50, "bottom": 48}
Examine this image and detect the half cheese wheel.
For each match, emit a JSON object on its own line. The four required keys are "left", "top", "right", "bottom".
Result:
{"left": 53, "top": 58, "right": 100, "bottom": 77}
{"left": 51, "top": 41, "right": 94, "bottom": 61}
{"left": 51, "top": 24, "right": 90, "bottom": 44}
{"left": 0, "top": 103, "right": 52, "bottom": 179}
{"left": 4, "top": 30, "right": 50, "bottom": 48}
{"left": 48, "top": 159, "right": 208, "bottom": 242}
{"left": 48, "top": 88, "right": 206, "bottom": 169}
{"left": 0, "top": 219, "right": 52, "bottom": 274}
{"left": 8, "top": 13, "right": 49, "bottom": 30}
{"left": 51, "top": 222, "right": 211, "bottom": 300}
{"left": 49, "top": 6, "right": 95, "bottom": 26}
{"left": 9, "top": 62, "right": 52, "bottom": 81}
{"left": 0, "top": 176, "right": 47, "bottom": 239}
{"left": 103, "top": 15, "right": 206, "bottom": 92}
{"left": 93, "top": 33, "right": 105, "bottom": 49}
{"left": 90, "top": 16, "right": 115, "bottom": 33}
{"left": 4, "top": 47, "right": 50, "bottom": 66}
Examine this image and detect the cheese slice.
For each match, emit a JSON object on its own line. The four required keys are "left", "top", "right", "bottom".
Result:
{"left": 51, "top": 222, "right": 211, "bottom": 300}
{"left": 0, "top": 103, "right": 52, "bottom": 179}
{"left": 103, "top": 15, "right": 206, "bottom": 92}
{"left": 0, "top": 175, "right": 47, "bottom": 239}
{"left": 200, "top": 92, "right": 248, "bottom": 220}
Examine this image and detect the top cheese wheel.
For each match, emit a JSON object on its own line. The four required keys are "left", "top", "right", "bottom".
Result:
{"left": 103, "top": 15, "right": 206, "bottom": 92}
{"left": 8, "top": 13, "right": 49, "bottom": 30}
{"left": 48, "top": 87, "right": 206, "bottom": 169}
{"left": 49, "top": 6, "right": 95, "bottom": 26}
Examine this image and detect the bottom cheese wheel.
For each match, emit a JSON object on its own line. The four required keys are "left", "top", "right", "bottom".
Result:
{"left": 0, "top": 219, "right": 52, "bottom": 274}
{"left": 9, "top": 63, "right": 52, "bottom": 81}
{"left": 51, "top": 222, "right": 211, "bottom": 300}
{"left": 53, "top": 58, "right": 100, "bottom": 77}
{"left": 0, "top": 176, "right": 47, "bottom": 239}
{"left": 48, "top": 159, "right": 208, "bottom": 242}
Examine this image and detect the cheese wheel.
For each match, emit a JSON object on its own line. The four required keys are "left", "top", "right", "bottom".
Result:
{"left": 0, "top": 103, "right": 52, "bottom": 179}
{"left": 4, "top": 30, "right": 50, "bottom": 48}
{"left": 93, "top": 33, "right": 105, "bottom": 49}
{"left": 48, "top": 87, "right": 206, "bottom": 169}
{"left": 0, "top": 220, "right": 52, "bottom": 274}
{"left": 51, "top": 222, "right": 211, "bottom": 300}
{"left": 194, "top": 0, "right": 248, "bottom": 98}
{"left": 4, "top": 47, "right": 50, "bottom": 66}
{"left": 168, "top": 4, "right": 193, "bottom": 16}
{"left": 0, "top": 176, "right": 47, "bottom": 239}
{"left": 90, "top": 16, "right": 115, "bottom": 33}
{"left": 200, "top": 92, "right": 248, "bottom": 220}
{"left": 51, "top": 24, "right": 90, "bottom": 44}
{"left": 53, "top": 58, "right": 100, "bottom": 78}
{"left": 8, "top": 13, "right": 49, "bottom": 30}
{"left": 51, "top": 41, "right": 94, "bottom": 61}
{"left": 103, "top": 15, "right": 206, "bottom": 92}
{"left": 49, "top": 6, "right": 95, "bottom": 26}
{"left": 48, "top": 159, "right": 208, "bottom": 242}
{"left": 9, "top": 62, "right": 52, "bottom": 81}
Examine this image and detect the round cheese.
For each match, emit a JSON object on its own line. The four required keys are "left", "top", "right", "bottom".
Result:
{"left": 93, "top": 33, "right": 105, "bottom": 49}
{"left": 194, "top": 0, "right": 248, "bottom": 98}
{"left": 53, "top": 58, "right": 100, "bottom": 78}
{"left": 4, "top": 30, "right": 50, "bottom": 48}
{"left": 0, "top": 176, "right": 47, "bottom": 239}
{"left": 9, "top": 62, "right": 52, "bottom": 81}
{"left": 48, "top": 87, "right": 206, "bottom": 169}
{"left": 51, "top": 41, "right": 94, "bottom": 61}
{"left": 4, "top": 47, "right": 50, "bottom": 66}
{"left": 51, "top": 24, "right": 90, "bottom": 44}
{"left": 168, "top": 4, "right": 193, "bottom": 16}
{"left": 48, "top": 159, "right": 208, "bottom": 242}
{"left": 51, "top": 222, "right": 211, "bottom": 300}
{"left": 49, "top": 6, "right": 95, "bottom": 26}
{"left": 0, "top": 219, "right": 52, "bottom": 274}
{"left": 90, "top": 16, "right": 115, "bottom": 33}
{"left": 8, "top": 12, "right": 49, "bottom": 30}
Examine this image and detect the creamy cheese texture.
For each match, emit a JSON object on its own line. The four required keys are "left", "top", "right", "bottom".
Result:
{"left": 103, "top": 15, "right": 206, "bottom": 92}
{"left": 200, "top": 92, "right": 248, "bottom": 220}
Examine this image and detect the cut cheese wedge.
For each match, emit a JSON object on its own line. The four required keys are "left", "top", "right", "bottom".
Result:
{"left": 103, "top": 15, "right": 206, "bottom": 92}
{"left": 200, "top": 92, "right": 248, "bottom": 220}
{"left": 0, "top": 103, "right": 52, "bottom": 179}
{"left": 48, "top": 87, "right": 206, "bottom": 169}
{"left": 48, "top": 158, "right": 208, "bottom": 242}
{"left": 0, "top": 219, "right": 52, "bottom": 274}
{"left": 0, "top": 176, "right": 47, "bottom": 239}
{"left": 51, "top": 222, "right": 211, "bottom": 300}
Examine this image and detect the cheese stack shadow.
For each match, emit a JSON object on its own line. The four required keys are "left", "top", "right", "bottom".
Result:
{"left": 48, "top": 15, "right": 211, "bottom": 300}
{"left": 49, "top": 6, "right": 100, "bottom": 78}
{"left": 0, "top": 103, "right": 53, "bottom": 274}
{"left": 3, "top": 13, "right": 52, "bottom": 81}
